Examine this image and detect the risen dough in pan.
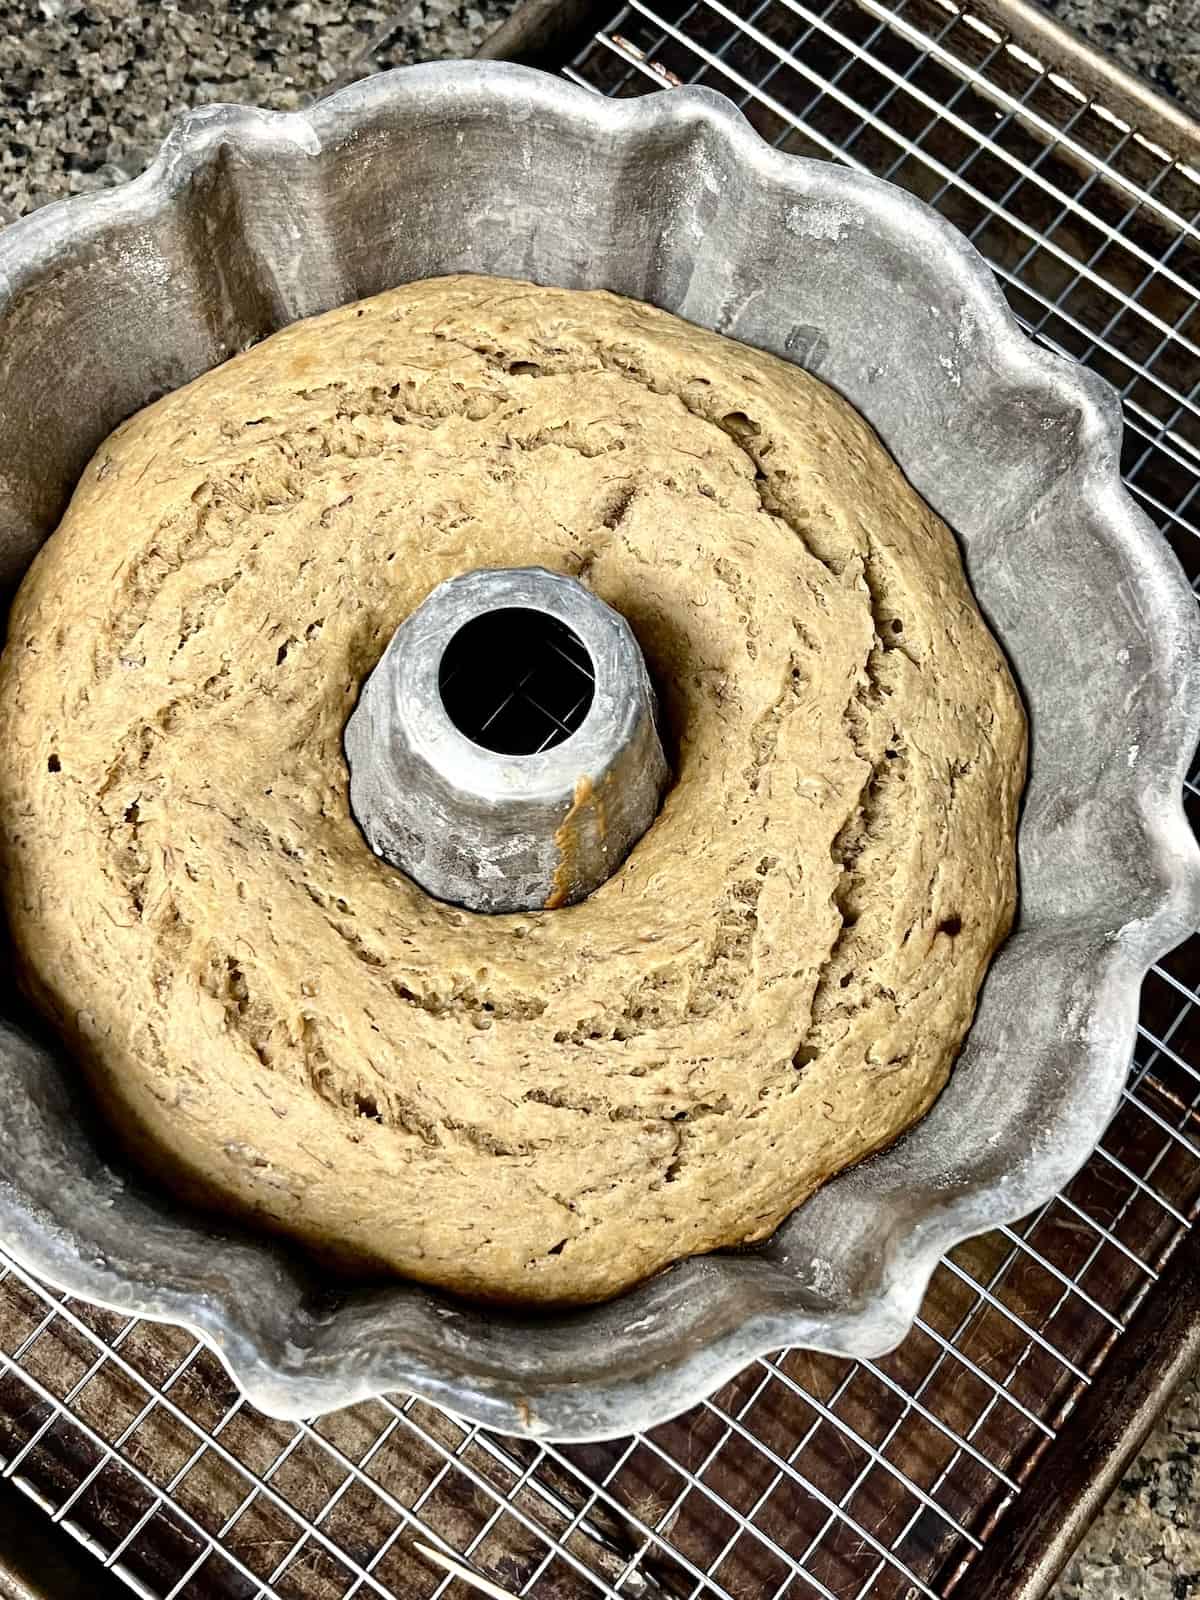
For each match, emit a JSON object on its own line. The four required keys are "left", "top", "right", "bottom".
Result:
{"left": 0, "top": 275, "right": 1025, "bottom": 1304}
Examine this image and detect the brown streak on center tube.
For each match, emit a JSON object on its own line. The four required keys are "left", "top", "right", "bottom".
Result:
{"left": 545, "top": 774, "right": 596, "bottom": 910}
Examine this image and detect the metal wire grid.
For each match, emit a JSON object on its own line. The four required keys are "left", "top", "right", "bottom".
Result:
{"left": 438, "top": 609, "right": 597, "bottom": 755}
{"left": 1, "top": 1, "right": 1199, "bottom": 1597}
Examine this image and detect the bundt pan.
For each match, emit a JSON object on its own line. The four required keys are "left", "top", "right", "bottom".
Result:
{"left": 0, "top": 62, "right": 1198, "bottom": 1439}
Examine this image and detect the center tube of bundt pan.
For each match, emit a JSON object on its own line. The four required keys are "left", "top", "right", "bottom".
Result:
{"left": 344, "top": 567, "right": 670, "bottom": 913}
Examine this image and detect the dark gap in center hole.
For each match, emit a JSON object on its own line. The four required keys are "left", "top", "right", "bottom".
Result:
{"left": 439, "top": 607, "right": 595, "bottom": 756}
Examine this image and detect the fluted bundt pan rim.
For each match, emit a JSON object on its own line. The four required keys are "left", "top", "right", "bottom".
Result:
{"left": 0, "top": 62, "right": 1197, "bottom": 1438}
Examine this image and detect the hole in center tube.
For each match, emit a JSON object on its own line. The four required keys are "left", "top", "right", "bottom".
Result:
{"left": 438, "top": 607, "right": 596, "bottom": 756}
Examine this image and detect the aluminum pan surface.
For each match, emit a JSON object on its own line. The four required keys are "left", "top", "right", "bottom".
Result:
{"left": 0, "top": 63, "right": 1196, "bottom": 1439}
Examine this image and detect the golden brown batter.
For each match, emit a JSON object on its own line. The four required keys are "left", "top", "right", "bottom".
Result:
{"left": 0, "top": 275, "right": 1025, "bottom": 1304}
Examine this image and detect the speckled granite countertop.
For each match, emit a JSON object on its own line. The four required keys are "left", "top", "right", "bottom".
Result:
{"left": 2, "top": 0, "right": 1195, "bottom": 221}
{"left": 0, "top": 3, "right": 1197, "bottom": 1597}
{"left": 1056, "top": 1370, "right": 1200, "bottom": 1600}
{"left": 1039, "top": 0, "right": 1199, "bottom": 109}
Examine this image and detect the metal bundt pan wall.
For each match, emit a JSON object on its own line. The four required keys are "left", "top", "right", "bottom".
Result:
{"left": 0, "top": 63, "right": 1197, "bottom": 1439}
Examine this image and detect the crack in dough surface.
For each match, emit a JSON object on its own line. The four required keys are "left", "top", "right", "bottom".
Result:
{"left": 0, "top": 275, "right": 1026, "bottom": 1304}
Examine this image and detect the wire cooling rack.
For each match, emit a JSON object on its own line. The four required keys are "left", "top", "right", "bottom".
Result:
{"left": 2, "top": 1, "right": 1199, "bottom": 1597}
{"left": 438, "top": 607, "right": 597, "bottom": 755}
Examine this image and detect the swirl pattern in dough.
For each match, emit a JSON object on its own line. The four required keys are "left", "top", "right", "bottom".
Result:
{"left": 0, "top": 275, "right": 1025, "bottom": 1304}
